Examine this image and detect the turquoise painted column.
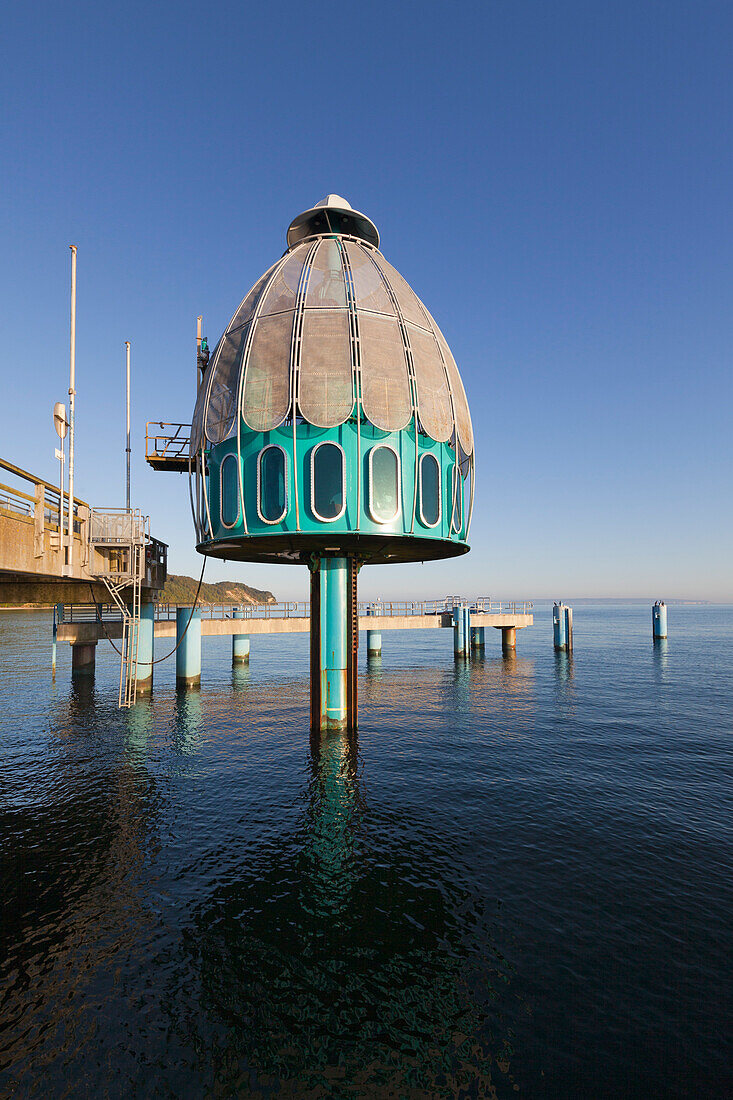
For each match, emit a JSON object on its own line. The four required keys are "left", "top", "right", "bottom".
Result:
{"left": 553, "top": 602, "right": 567, "bottom": 650}
{"left": 471, "top": 626, "right": 485, "bottom": 650}
{"left": 176, "top": 606, "right": 201, "bottom": 688}
{"left": 320, "top": 558, "right": 348, "bottom": 730}
{"left": 652, "top": 601, "right": 667, "bottom": 640}
{"left": 232, "top": 609, "right": 250, "bottom": 664}
{"left": 367, "top": 630, "right": 382, "bottom": 656}
{"left": 135, "top": 600, "right": 155, "bottom": 693}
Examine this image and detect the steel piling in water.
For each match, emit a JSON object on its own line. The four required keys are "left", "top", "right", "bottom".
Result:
{"left": 652, "top": 601, "right": 668, "bottom": 640}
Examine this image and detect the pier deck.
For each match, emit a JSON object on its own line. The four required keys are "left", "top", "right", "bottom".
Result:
{"left": 57, "top": 602, "right": 533, "bottom": 645}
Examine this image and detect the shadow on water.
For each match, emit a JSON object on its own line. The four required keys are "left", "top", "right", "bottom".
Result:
{"left": 177, "top": 726, "right": 523, "bottom": 1097}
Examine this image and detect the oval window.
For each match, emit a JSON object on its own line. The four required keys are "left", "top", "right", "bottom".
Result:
{"left": 258, "top": 446, "right": 288, "bottom": 524}
{"left": 311, "top": 443, "right": 345, "bottom": 521}
{"left": 419, "top": 453, "right": 441, "bottom": 527}
{"left": 369, "top": 446, "right": 400, "bottom": 523}
{"left": 220, "top": 454, "right": 240, "bottom": 528}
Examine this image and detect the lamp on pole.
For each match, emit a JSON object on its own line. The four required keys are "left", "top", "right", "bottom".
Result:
{"left": 53, "top": 402, "right": 68, "bottom": 566}
{"left": 67, "top": 245, "right": 77, "bottom": 576}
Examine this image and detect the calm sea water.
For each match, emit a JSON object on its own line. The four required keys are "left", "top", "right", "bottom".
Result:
{"left": 0, "top": 604, "right": 731, "bottom": 1098}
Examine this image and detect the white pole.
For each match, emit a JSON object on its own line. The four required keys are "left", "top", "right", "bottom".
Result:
{"left": 59, "top": 446, "right": 65, "bottom": 565}
{"left": 125, "top": 341, "right": 131, "bottom": 512}
{"left": 196, "top": 315, "right": 202, "bottom": 396}
{"left": 67, "top": 245, "right": 77, "bottom": 576}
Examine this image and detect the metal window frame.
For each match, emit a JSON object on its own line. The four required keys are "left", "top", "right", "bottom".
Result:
{"left": 219, "top": 453, "right": 241, "bottom": 529}
{"left": 368, "top": 443, "right": 401, "bottom": 525}
{"left": 418, "top": 451, "right": 441, "bottom": 529}
{"left": 256, "top": 444, "right": 289, "bottom": 525}
{"left": 451, "top": 464, "right": 463, "bottom": 534}
{"left": 310, "top": 440, "right": 346, "bottom": 523}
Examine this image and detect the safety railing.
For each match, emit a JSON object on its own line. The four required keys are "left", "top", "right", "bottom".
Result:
{"left": 60, "top": 603, "right": 126, "bottom": 623}
{"left": 154, "top": 598, "right": 533, "bottom": 620}
{"left": 145, "top": 422, "right": 191, "bottom": 469}
{"left": 0, "top": 458, "right": 86, "bottom": 533}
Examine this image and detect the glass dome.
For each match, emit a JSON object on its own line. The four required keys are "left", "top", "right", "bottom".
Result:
{"left": 189, "top": 196, "right": 474, "bottom": 565}
{"left": 191, "top": 220, "right": 473, "bottom": 458}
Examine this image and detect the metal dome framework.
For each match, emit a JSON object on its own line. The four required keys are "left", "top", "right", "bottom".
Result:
{"left": 189, "top": 224, "right": 474, "bottom": 560}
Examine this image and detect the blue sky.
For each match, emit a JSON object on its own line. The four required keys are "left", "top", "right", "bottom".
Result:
{"left": 2, "top": 0, "right": 731, "bottom": 601}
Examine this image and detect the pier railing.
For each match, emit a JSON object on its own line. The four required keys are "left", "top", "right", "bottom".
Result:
{"left": 152, "top": 598, "right": 533, "bottom": 621}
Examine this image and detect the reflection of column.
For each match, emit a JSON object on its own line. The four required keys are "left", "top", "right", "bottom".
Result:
{"left": 305, "top": 730, "right": 361, "bottom": 918}
{"left": 173, "top": 687, "right": 204, "bottom": 753}
{"left": 652, "top": 637, "right": 669, "bottom": 681}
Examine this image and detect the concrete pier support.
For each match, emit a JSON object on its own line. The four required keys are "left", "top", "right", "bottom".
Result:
{"left": 564, "top": 605, "right": 574, "bottom": 652}
{"left": 232, "top": 610, "right": 250, "bottom": 664}
{"left": 176, "top": 606, "right": 201, "bottom": 689}
{"left": 310, "top": 557, "right": 358, "bottom": 732}
{"left": 470, "top": 626, "right": 485, "bottom": 651}
{"left": 71, "top": 641, "right": 96, "bottom": 674}
{"left": 135, "top": 601, "right": 155, "bottom": 694}
{"left": 553, "top": 602, "right": 567, "bottom": 650}
{"left": 501, "top": 626, "right": 516, "bottom": 653}
{"left": 453, "top": 605, "right": 470, "bottom": 658}
{"left": 367, "top": 630, "right": 382, "bottom": 656}
{"left": 652, "top": 601, "right": 667, "bottom": 640}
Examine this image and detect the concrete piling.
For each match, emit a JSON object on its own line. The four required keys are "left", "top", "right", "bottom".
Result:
{"left": 652, "top": 601, "right": 667, "bottom": 640}
{"left": 501, "top": 626, "right": 516, "bottom": 653}
{"left": 553, "top": 602, "right": 567, "bottom": 650}
{"left": 232, "top": 609, "right": 250, "bottom": 664}
{"left": 470, "top": 625, "right": 485, "bottom": 651}
{"left": 367, "top": 630, "right": 382, "bottom": 656}
{"left": 176, "top": 606, "right": 201, "bottom": 689}
{"left": 135, "top": 601, "right": 155, "bottom": 693}
{"left": 71, "top": 641, "right": 96, "bottom": 674}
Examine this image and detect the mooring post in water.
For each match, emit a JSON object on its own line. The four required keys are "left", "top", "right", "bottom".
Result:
{"left": 453, "top": 604, "right": 469, "bottom": 658}
{"left": 176, "top": 606, "right": 201, "bottom": 689}
{"left": 232, "top": 608, "right": 250, "bottom": 664}
{"left": 553, "top": 602, "right": 567, "bottom": 650}
{"left": 652, "top": 600, "right": 667, "bottom": 640}
{"left": 564, "top": 605, "right": 574, "bottom": 652}
{"left": 310, "top": 557, "right": 358, "bottom": 732}
{"left": 365, "top": 606, "right": 382, "bottom": 657}
{"left": 134, "top": 601, "right": 156, "bottom": 694}
{"left": 471, "top": 625, "right": 485, "bottom": 651}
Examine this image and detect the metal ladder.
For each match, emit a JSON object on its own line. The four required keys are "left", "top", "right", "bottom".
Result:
{"left": 98, "top": 543, "right": 144, "bottom": 708}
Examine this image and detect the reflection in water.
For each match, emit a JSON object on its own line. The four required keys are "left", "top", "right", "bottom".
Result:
{"left": 652, "top": 637, "right": 670, "bottom": 682}
{"left": 231, "top": 662, "right": 252, "bottom": 693}
{"left": 173, "top": 687, "right": 204, "bottom": 754}
{"left": 182, "top": 727, "right": 519, "bottom": 1095}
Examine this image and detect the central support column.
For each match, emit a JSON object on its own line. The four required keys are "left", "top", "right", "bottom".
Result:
{"left": 310, "top": 557, "right": 358, "bottom": 732}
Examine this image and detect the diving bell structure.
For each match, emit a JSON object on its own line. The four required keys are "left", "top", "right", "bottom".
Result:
{"left": 189, "top": 195, "right": 475, "bottom": 729}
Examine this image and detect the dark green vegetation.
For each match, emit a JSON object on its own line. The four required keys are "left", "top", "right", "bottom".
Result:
{"left": 160, "top": 573, "right": 275, "bottom": 606}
